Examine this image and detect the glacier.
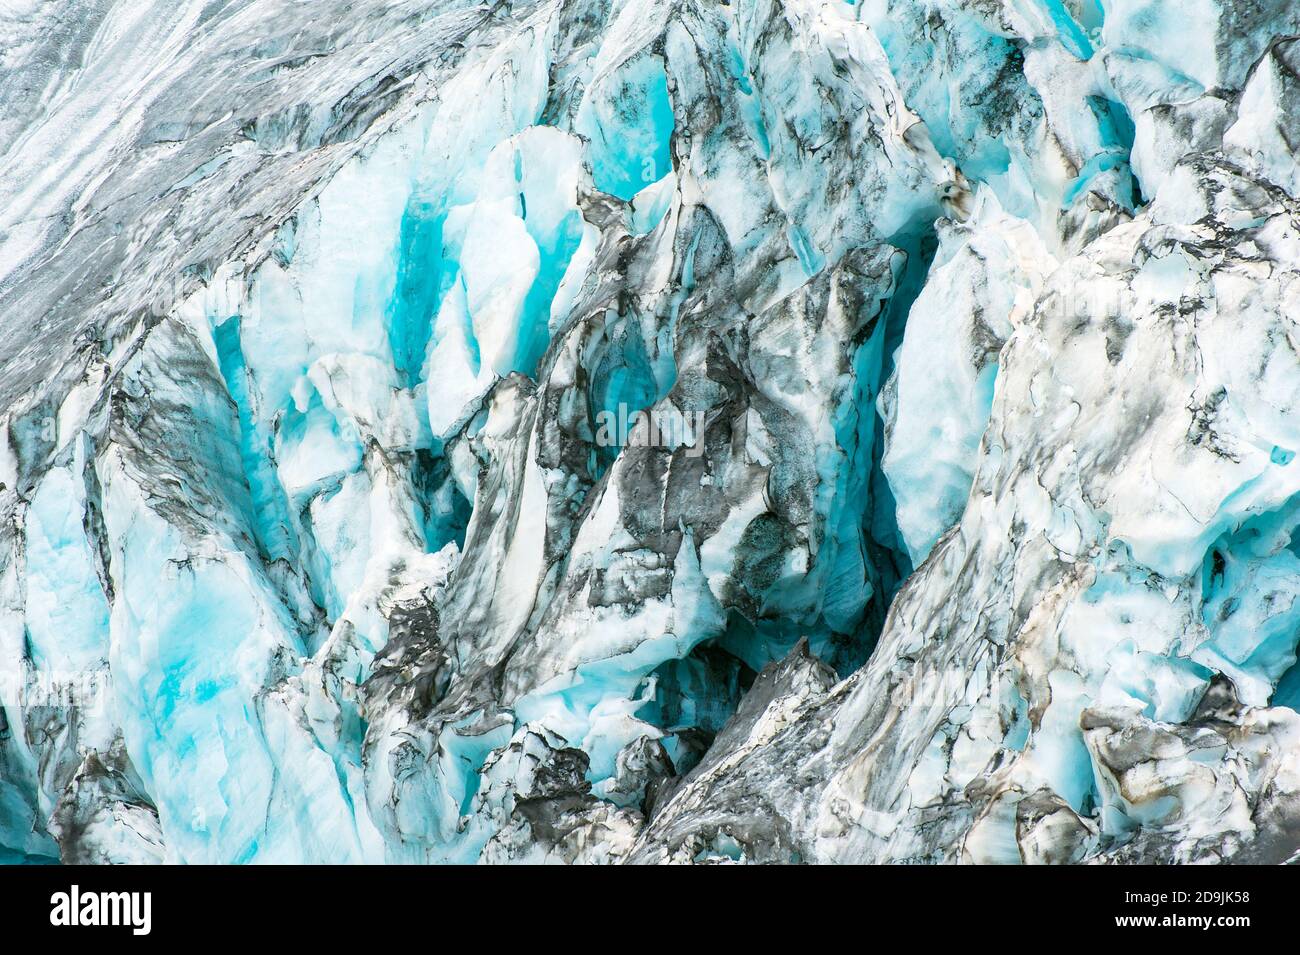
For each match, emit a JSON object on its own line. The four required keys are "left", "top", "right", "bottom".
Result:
{"left": 2, "top": 0, "right": 1300, "bottom": 865}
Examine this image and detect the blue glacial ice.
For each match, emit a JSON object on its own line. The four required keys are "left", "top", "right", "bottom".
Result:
{"left": 3, "top": 0, "right": 1300, "bottom": 865}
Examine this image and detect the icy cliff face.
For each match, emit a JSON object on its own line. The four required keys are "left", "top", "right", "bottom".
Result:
{"left": 2, "top": 0, "right": 1300, "bottom": 864}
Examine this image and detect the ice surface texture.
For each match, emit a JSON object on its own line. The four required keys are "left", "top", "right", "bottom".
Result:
{"left": 3, "top": 0, "right": 1300, "bottom": 864}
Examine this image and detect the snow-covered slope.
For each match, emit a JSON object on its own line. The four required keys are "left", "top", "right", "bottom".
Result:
{"left": 2, "top": 0, "right": 1299, "bottom": 864}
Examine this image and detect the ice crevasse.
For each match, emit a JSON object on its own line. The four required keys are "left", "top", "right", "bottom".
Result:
{"left": 2, "top": 0, "right": 1300, "bottom": 863}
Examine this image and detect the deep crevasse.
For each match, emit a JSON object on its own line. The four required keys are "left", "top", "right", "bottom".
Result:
{"left": 3, "top": 0, "right": 1300, "bottom": 864}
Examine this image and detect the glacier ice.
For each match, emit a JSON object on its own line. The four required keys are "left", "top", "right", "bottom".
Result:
{"left": 3, "top": 0, "right": 1300, "bottom": 865}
